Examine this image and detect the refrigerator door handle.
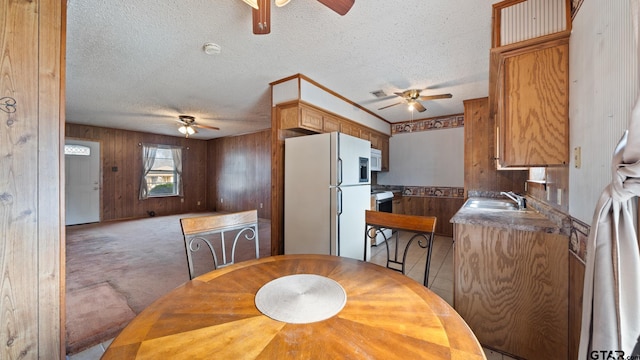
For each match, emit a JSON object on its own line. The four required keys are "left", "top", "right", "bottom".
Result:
{"left": 337, "top": 157, "right": 343, "bottom": 186}
{"left": 337, "top": 187, "right": 343, "bottom": 216}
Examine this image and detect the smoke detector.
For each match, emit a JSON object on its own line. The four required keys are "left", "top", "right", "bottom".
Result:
{"left": 203, "top": 42, "right": 221, "bottom": 55}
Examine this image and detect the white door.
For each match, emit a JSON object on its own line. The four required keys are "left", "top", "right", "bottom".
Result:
{"left": 65, "top": 139, "right": 100, "bottom": 225}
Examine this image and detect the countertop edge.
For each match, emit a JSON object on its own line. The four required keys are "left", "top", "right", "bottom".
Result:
{"left": 450, "top": 197, "right": 570, "bottom": 235}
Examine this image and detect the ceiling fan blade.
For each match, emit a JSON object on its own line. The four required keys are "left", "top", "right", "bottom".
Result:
{"left": 419, "top": 93, "right": 453, "bottom": 101}
{"left": 378, "top": 102, "right": 403, "bottom": 110}
{"left": 194, "top": 124, "right": 220, "bottom": 131}
{"left": 317, "top": 0, "right": 355, "bottom": 15}
{"left": 414, "top": 102, "right": 427, "bottom": 112}
{"left": 252, "top": 0, "right": 270, "bottom": 34}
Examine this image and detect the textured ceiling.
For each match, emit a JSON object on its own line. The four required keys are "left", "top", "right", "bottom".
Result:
{"left": 66, "top": 0, "right": 498, "bottom": 139}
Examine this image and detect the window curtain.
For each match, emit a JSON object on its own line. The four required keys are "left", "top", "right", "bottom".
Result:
{"left": 171, "top": 147, "right": 183, "bottom": 197}
{"left": 139, "top": 144, "right": 158, "bottom": 200}
{"left": 579, "top": 4, "right": 640, "bottom": 357}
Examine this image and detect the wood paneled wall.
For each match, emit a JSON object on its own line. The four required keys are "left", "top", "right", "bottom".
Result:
{"left": 402, "top": 197, "right": 464, "bottom": 237}
{"left": 65, "top": 124, "right": 209, "bottom": 221}
{"left": 1, "top": 0, "right": 65, "bottom": 357}
{"left": 463, "top": 97, "right": 527, "bottom": 196}
{"left": 207, "top": 130, "right": 271, "bottom": 219}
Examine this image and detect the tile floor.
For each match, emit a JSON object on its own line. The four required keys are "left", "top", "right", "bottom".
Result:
{"left": 69, "top": 233, "right": 514, "bottom": 360}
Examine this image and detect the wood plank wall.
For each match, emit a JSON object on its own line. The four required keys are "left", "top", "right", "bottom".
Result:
{"left": 1, "top": 0, "right": 65, "bottom": 357}
{"left": 402, "top": 197, "right": 464, "bottom": 237}
{"left": 65, "top": 124, "right": 209, "bottom": 221}
{"left": 207, "top": 130, "right": 271, "bottom": 219}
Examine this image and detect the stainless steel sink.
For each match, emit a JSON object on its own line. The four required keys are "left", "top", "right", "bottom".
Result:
{"left": 464, "top": 198, "right": 520, "bottom": 211}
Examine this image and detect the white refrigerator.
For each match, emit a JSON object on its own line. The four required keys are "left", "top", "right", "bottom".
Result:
{"left": 285, "top": 132, "right": 371, "bottom": 261}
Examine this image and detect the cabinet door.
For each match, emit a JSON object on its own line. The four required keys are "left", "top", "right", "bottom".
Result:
{"left": 341, "top": 122, "right": 360, "bottom": 137}
{"left": 369, "top": 132, "right": 381, "bottom": 149}
{"left": 454, "top": 224, "right": 568, "bottom": 359}
{"left": 323, "top": 114, "right": 341, "bottom": 133}
{"left": 499, "top": 40, "right": 569, "bottom": 167}
{"left": 300, "top": 107, "right": 324, "bottom": 132}
{"left": 359, "top": 128, "right": 371, "bottom": 142}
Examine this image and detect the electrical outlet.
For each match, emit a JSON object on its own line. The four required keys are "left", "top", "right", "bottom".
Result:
{"left": 197, "top": 201, "right": 201, "bottom": 206}
{"left": 574, "top": 147, "right": 582, "bottom": 168}
{"left": 259, "top": 203, "right": 263, "bottom": 209}
{"left": 220, "top": 198, "right": 223, "bottom": 203}
{"left": 180, "top": 198, "right": 184, "bottom": 203}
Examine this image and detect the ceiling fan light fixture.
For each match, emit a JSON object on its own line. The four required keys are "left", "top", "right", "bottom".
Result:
{"left": 242, "top": 0, "right": 259, "bottom": 9}
{"left": 275, "top": 0, "right": 290, "bottom": 7}
{"left": 408, "top": 101, "right": 416, "bottom": 111}
{"left": 178, "top": 125, "right": 195, "bottom": 136}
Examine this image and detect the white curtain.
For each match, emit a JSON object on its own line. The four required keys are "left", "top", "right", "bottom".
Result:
{"left": 171, "top": 147, "right": 183, "bottom": 197}
{"left": 579, "top": 4, "right": 640, "bottom": 355}
{"left": 138, "top": 144, "right": 158, "bottom": 200}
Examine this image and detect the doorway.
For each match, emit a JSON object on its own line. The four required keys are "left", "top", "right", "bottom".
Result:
{"left": 65, "top": 139, "right": 101, "bottom": 225}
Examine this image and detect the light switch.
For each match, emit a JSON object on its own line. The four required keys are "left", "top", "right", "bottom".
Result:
{"left": 574, "top": 147, "right": 581, "bottom": 168}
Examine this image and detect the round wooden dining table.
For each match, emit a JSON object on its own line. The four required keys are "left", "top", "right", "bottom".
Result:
{"left": 103, "top": 254, "right": 485, "bottom": 359}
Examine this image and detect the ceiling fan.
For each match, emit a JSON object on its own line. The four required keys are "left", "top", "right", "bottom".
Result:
{"left": 243, "top": 0, "right": 355, "bottom": 35}
{"left": 378, "top": 89, "right": 453, "bottom": 113}
{"left": 176, "top": 115, "right": 219, "bottom": 138}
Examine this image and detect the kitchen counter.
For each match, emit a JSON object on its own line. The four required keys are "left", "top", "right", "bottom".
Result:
{"left": 450, "top": 197, "right": 563, "bottom": 234}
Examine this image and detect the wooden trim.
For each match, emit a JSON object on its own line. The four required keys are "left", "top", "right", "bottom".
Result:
{"left": 490, "top": 29, "right": 571, "bottom": 55}
{"left": 492, "top": 0, "right": 572, "bottom": 48}
{"left": 37, "top": 0, "right": 66, "bottom": 357}
{"left": 270, "top": 74, "right": 391, "bottom": 124}
{"left": 59, "top": 0, "right": 67, "bottom": 356}
{"left": 565, "top": 0, "right": 572, "bottom": 31}
{"left": 491, "top": 0, "right": 527, "bottom": 47}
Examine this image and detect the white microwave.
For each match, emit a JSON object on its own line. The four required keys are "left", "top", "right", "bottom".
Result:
{"left": 370, "top": 148, "right": 382, "bottom": 171}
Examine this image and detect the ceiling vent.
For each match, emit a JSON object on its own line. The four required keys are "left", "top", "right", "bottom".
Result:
{"left": 370, "top": 90, "right": 387, "bottom": 98}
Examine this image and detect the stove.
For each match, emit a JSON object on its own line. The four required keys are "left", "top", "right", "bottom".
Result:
{"left": 370, "top": 191, "right": 394, "bottom": 245}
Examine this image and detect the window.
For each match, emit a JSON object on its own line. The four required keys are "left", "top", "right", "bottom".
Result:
{"left": 139, "top": 144, "right": 183, "bottom": 199}
{"left": 64, "top": 144, "right": 91, "bottom": 156}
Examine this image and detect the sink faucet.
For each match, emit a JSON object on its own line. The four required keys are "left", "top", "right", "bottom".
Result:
{"left": 500, "top": 191, "right": 526, "bottom": 210}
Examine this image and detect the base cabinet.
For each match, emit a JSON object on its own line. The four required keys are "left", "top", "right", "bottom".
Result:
{"left": 453, "top": 223, "right": 568, "bottom": 359}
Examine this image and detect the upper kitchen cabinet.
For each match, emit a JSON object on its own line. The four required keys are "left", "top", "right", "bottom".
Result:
{"left": 489, "top": 0, "right": 571, "bottom": 168}
{"left": 279, "top": 103, "right": 324, "bottom": 133}
{"left": 381, "top": 136, "right": 389, "bottom": 171}
{"left": 493, "top": 35, "right": 570, "bottom": 167}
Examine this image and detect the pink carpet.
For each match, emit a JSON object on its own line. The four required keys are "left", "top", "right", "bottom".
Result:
{"left": 65, "top": 212, "right": 271, "bottom": 355}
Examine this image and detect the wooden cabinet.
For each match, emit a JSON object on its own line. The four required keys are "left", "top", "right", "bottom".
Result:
{"left": 340, "top": 121, "right": 361, "bottom": 137}
{"left": 280, "top": 104, "right": 324, "bottom": 132}
{"left": 463, "top": 97, "right": 527, "bottom": 197}
{"left": 277, "top": 101, "right": 390, "bottom": 171}
{"left": 392, "top": 193, "right": 403, "bottom": 214}
{"left": 358, "top": 128, "right": 371, "bottom": 142}
{"left": 381, "top": 137, "right": 389, "bottom": 171}
{"left": 492, "top": 33, "right": 570, "bottom": 167}
{"left": 369, "top": 132, "right": 381, "bottom": 150}
{"left": 453, "top": 223, "right": 568, "bottom": 359}
{"left": 323, "top": 114, "right": 341, "bottom": 133}
{"left": 299, "top": 106, "right": 324, "bottom": 132}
